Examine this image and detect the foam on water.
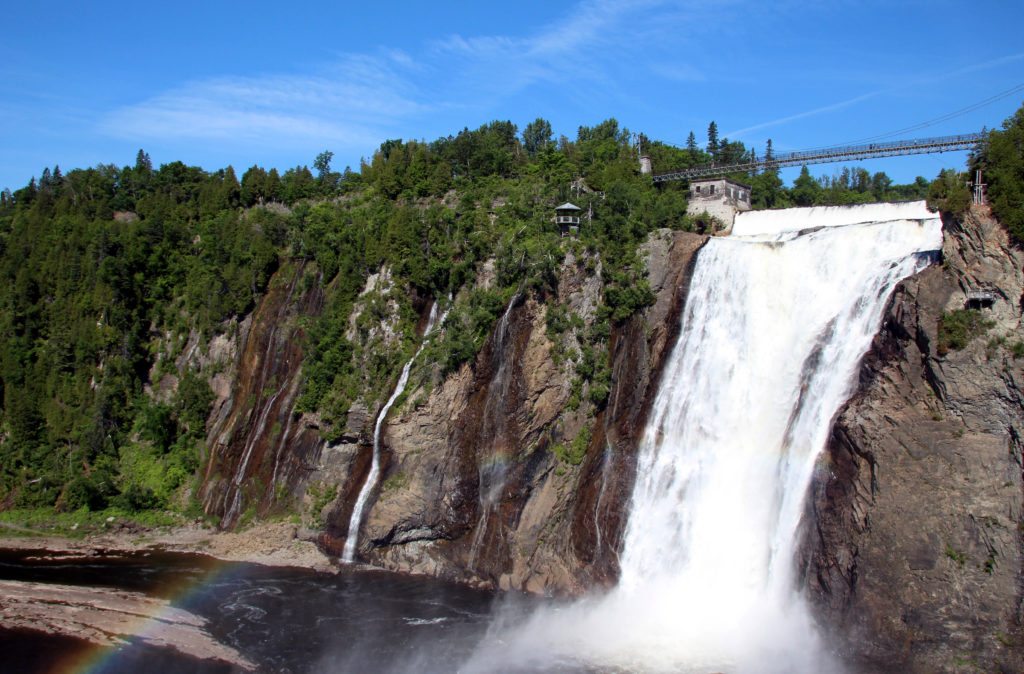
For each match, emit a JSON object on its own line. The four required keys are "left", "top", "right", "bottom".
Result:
{"left": 464, "top": 201, "right": 942, "bottom": 673}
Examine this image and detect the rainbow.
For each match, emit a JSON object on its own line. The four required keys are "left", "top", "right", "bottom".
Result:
{"left": 16, "top": 554, "right": 257, "bottom": 674}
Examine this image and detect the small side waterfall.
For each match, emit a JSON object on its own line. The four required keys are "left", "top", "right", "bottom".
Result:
{"left": 220, "top": 269, "right": 303, "bottom": 526}
{"left": 342, "top": 299, "right": 446, "bottom": 563}
{"left": 465, "top": 201, "right": 942, "bottom": 673}
{"left": 467, "top": 292, "right": 520, "bottom": 570}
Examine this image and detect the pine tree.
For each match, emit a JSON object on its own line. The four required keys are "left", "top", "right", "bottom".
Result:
{"left": 222, "top": 166, "right": 240, "bottom": 208}
{"left": 791, "top": 165, "right": 821, "bottom": 206}
{"left": 265, "top": 169, "right": 282, "bottom": 203}
{"left": 135, "top": 149, "right": 152, "bottom": 174}
{"left": 706, "top": 121, "right": 719, "bottom": 158}
{"left": 686, "top": 131, "right": 697, "bottom": 155}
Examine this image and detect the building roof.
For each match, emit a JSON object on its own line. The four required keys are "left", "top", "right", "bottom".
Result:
{"left": 689, "top": 176, "right": 752, "bottom": 190}
{"left": 555, "top": 202, "right": 581, "bottom": 211}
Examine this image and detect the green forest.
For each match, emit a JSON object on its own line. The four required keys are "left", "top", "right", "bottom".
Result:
{"left": 1, "top": 107, "right": 1021, "bottom": 520}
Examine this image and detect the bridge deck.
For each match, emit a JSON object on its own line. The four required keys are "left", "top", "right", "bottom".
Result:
{"left": 652, "top": 133, "right": 984, "bottom": 183}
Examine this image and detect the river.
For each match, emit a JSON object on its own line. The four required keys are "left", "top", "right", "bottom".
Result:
{"left": 0, "top": 547, "right": 527, "bottom": 674}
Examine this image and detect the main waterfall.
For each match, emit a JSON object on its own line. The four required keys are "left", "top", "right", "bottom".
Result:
{"left": 465, "top": 201, "right": 942, "bottom": 673}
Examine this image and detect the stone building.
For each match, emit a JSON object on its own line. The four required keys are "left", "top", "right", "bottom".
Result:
{"left": 685, "top": 177, "right": 752, "bottom": 230}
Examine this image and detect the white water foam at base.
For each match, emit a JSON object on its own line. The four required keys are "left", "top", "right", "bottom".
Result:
{"left": 461, "top": 201, "right": 941, "bottom": 674}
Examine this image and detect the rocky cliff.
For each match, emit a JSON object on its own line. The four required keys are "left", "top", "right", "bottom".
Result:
{"left": 804, "top": 205, "right": 1024, "bottom": 673}
{"left": 185, "top": 204, "right": 1024, "bottom": 668}
{"left": 315, "top": 230, "right": 707, "bottom": 593}
{"left": 196, "top": 261, "right": 326, "bottom": 528}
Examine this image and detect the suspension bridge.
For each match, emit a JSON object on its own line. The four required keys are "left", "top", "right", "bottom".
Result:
{"left": 651, "top": 132, "right": 985, "bottom": 183}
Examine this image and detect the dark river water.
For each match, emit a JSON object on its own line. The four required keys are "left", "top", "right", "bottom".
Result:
{"left": 0, "top": 548, "right": 544, "bottom": 674}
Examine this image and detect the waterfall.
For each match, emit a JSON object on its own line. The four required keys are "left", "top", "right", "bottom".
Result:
{"left": 342, "top": 299, "right": 447, "bottom": 563}
{"left": 467, "top": 292, "right": 521, "bottom": 571}
{"left": 465, "top": 201, "right": 941, "bottom": 673}
{"left": 220, "top": 269, "right": 303, "bottom": 526}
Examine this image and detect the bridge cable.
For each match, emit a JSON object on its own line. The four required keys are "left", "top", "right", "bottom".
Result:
{"left": 658, "top": 82, "right": 1024, "bottom": 154}
{"left": 804, "top": 81, "right": 1024, "bottom": 151}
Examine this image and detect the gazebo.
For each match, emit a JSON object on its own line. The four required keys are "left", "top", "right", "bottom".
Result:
{"left": 555, "top": 202, "right": 581, "bottom": 237}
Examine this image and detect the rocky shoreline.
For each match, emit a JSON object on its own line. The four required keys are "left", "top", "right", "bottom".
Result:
{"left": 0, "top": 522, "right": 337, "bottom": 672}
{"left": 0, "top": 520, "right": 336, "bottom": 573}
{"left": 1, "top": 578, "right": 256, "bottom": 671}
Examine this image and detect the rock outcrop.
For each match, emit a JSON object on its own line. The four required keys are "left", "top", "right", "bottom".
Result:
{"left": 0, "top": 579, "right": 254, "bottom": 671}
{"left": 199, "top": 262, "right": 325, "bottom": 527}
{"left": 172, "top": 200, "right": 1024, "bottom": 665}
{"left": 316, "top": 230, "right": 707, "bottom": 593}
{"left": 804, "top": 205, "right": 1024, "bottom": 673}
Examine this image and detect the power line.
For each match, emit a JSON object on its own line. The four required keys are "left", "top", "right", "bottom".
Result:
{"left": 657, "top": 83, "right": 1023, "bottom": 155}
{"left": 802, "top": 81, "right": 1024, "bottom": 151}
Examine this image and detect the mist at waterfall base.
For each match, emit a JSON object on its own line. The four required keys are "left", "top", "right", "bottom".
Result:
{"left": 0, "top": 548, "right": 501, "bottom": 674}
{"left": 2, "top": 203, "right": 943, "bottom": 674}
{"left": 464, "top": 202, "right": 942, "bottom": 674}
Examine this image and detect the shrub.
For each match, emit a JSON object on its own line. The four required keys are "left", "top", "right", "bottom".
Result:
{"left": 937, "top": 309, "right": 994, "bottom": 355}
{"left": 554, "top": 425, "right": 592, "bottom": 466}
{"left": 926, "top": 169, "right": 972, "bottom": 215}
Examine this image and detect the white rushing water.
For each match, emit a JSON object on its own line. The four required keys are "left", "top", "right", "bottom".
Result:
{"left": 465, "top": 201, "right": 941, "bottom": 673}
{"left": 342, "top": 299, "right": 447, "bottom": 563}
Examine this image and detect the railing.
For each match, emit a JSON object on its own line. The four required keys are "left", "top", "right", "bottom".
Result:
{"left": 652, "top": 133, "right": 985, "bottom": 183}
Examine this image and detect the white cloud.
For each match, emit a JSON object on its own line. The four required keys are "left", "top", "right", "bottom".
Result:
{"left": 723, "top": 91, "right": 881, "bottom": 139}
{"left": 98, "top": 0, "right": 716, "bottom": 148}
{"left": 722, "top": 52, "right": 1024, "bottom": 141}
{"left": 100, "top": 51, "right": 428, "bottom": 149}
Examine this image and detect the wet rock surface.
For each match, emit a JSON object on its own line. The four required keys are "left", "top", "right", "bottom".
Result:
{"left": 321, "top": 230, "right": 707, "bottom": 593}
{"left": 804, "top": 206, "right": 1024, "bottom": 673}
{"left": 199, "top": 262, "right": 325, "bottom": 528}
{"left": 0, "top": 579, "right": 255, "bottom": 670}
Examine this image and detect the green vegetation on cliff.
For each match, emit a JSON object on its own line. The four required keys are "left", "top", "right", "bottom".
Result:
{"left": 975, "top": 105, "right": 1024, "bottom": 245}
{"left": 0, "top": 108, "right": 1008, "bottom": 517}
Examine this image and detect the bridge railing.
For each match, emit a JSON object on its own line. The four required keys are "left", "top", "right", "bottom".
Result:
{"left": 652, "top": 132, "right": 985, "bottom": 183}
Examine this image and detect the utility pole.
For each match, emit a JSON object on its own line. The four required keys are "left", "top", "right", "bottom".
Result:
{"left": 972, "top": 169, "right": 986, "bottom": 205}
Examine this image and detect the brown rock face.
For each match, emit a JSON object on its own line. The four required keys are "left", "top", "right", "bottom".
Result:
{"left": 199, "top": 262, "right": 325, "bottom": 527}
{"left": 803, "top": 206, "right": 1024, "bottom": 673}
{"left": 569, "top": 229, "right": 708, "bottom": 587}
{"left": 326, "top": 231, "right": 707, "bottom": 593}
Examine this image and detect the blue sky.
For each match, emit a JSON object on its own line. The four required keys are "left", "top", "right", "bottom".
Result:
{"left": 2, "top": 0, "right": 1023, "bottom": 191}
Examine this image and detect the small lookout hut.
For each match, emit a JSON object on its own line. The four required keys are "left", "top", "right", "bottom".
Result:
{"left": 555, "top": 202, "right": 581, "bottom": 238}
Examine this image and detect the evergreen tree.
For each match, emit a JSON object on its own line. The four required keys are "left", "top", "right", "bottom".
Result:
{"left": 791, "top": 166, "right": 821, "bottom": 206}
{"left": 686, "top": 131, "right": 698, "bottom": 154}
{"left": 978, "top": 106, "right": 1024, "bottom": 243}
{"left": 706, "top": 121, "right": 719, "bottom": 158}
{"left": 222, "top": 166, "right": 241, "bottom": 208}
{"left": 523, "top": 118, "right": 553, "bottom": 157}
{"left": 135, "top": 149, "right": 152, "bottom": 174}
{"left": 240, "top": 165, "right": 267, "bottom": 207}
{"left": 265, "top": 168, "right": 282, "bottom": 202}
